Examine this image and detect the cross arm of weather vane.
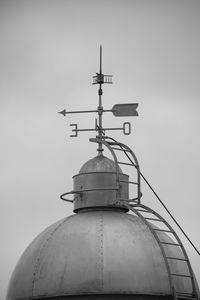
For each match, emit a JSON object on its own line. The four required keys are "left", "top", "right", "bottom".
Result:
{"left": 58, "top": 103, "right": 138, "bottom": 137}
{"left": 58, "top": 103, "right": 138, "bottom": 117}
{"left": 58, "top": 108, "right": 113, "bottom": 116}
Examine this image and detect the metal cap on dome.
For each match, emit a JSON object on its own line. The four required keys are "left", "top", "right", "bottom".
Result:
{"left": 79, "top": 154, "right": 123, "bottom": 174}
{"left": 73, "top": 154, "right": 129, "bottom": 213}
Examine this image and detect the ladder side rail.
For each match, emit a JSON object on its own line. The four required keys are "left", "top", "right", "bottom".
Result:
{"left": 126, "top": 203, "right": 174, "bottom": 295}
{"left": 138, "top": 204, "right": 197, "bottom": 298}
{"left": 105, "top": 137, "right": 141, "bottom": 204}
{"left": 117, "top": 141, "right": 141, "bottom": 204}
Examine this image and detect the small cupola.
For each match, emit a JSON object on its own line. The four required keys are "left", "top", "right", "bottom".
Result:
{"left": 73, "top": 154, "right": 129, "bottom": 212}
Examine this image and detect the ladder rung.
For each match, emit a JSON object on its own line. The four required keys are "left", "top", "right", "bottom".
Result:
{"left": 119, "top": 180, "right": 138, "bottom": 185}
{"left": 111, "top": 147, "right": 130, "bottom": 152}
{"left": 145, "top": 217, "right": 162, "bottom": 221}
{"left": 107, "top": 142, "right": 119, "bottom": 146}
{"left": 161, "top": 242, "right": 181, "bottom": 246}
{"left": 134, "top": 209, "right": 149, "bottom": 212}
{"left": 129, "top": 204, "right": 140, "bottom": 207}
{"left": 121, "top": 199, "right": 139, "bottom": 203}
{"left": 176, "top": 292, "right": 195, "bottom": 296}
{"left": 166, "top": 257, "right": 188, "bottom": 261}
{"left": 154, "top": 228, "right": 172, "bottom": 233}
{"left": 170, "top": 273, "right": 192, "bottom": 278}
{"left": 118, "top": 161, "right": 134, "bottom": 166}
{"left": 120, "top": 198, "right": 131, "bottom": 202}
{"left": 177, "top": 297, "right": 197, "bottom": 300}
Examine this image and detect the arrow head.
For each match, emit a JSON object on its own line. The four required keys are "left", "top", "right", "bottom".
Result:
{"left": 112, "top": 103, "right": 139, "bottom": 117}
{"left": 58, "top": 109, "right": 67, "bottom": 116}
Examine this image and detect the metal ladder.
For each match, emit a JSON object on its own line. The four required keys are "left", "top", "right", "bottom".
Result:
{"left": 99, "top": 137, "right": 198, "bottom": 300}
{"left": 127, "top": 203, "right": 198, "bottom": 300}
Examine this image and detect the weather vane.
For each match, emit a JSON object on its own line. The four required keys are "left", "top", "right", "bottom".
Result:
{"left": 58, "top": 45, "right": 139, "bottom": 153}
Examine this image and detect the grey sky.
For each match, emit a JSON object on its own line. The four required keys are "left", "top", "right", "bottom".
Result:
{"left": 1, "top": 0, "right": 200, "bottom": 299}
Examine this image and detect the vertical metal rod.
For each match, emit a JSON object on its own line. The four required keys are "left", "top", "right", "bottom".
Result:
{"left": 100, "top": 44, "right": 102, "bottom": 75}
{"left": 98, "top": 45, "right": 103, "bottom": 154}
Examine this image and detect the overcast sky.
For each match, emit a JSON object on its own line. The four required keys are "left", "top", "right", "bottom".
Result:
{"left": 1, "top": 0, "right": 200, "bottom": 299}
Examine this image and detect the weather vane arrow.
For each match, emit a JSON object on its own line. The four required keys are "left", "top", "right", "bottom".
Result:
{"left": 112, "top": 103, "right": 138, "bottom": 117}
{"left": 58, "top": 103, "right": 138, "bottom": 117}
{"left": 58, "top": 109, "right": 67, "bottom": 116}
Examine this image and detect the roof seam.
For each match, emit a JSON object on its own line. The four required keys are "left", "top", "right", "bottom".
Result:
{"left": 31, "top": 216, "right": 74, "bottom": 296}
{"left": 100, "top": 213, "right": 104, "bottom": 291}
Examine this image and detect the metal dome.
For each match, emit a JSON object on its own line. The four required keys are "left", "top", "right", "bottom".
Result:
{"left": 79, "top": 155, "right": 122, "bottom": 174}
{"left": 6, "top": 210, "right": 195, "bottom": 300}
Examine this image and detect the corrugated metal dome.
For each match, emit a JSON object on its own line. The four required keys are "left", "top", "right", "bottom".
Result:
{"left": 6, "top": 210, "right": 195, "bottom": 300}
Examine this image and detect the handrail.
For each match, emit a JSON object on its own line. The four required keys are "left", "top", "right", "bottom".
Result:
{"left": 60, "top": 187, "right": 119, "bottom": 203}
{"left": 102, "top": 136, "right": 142, "bottom": 205}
